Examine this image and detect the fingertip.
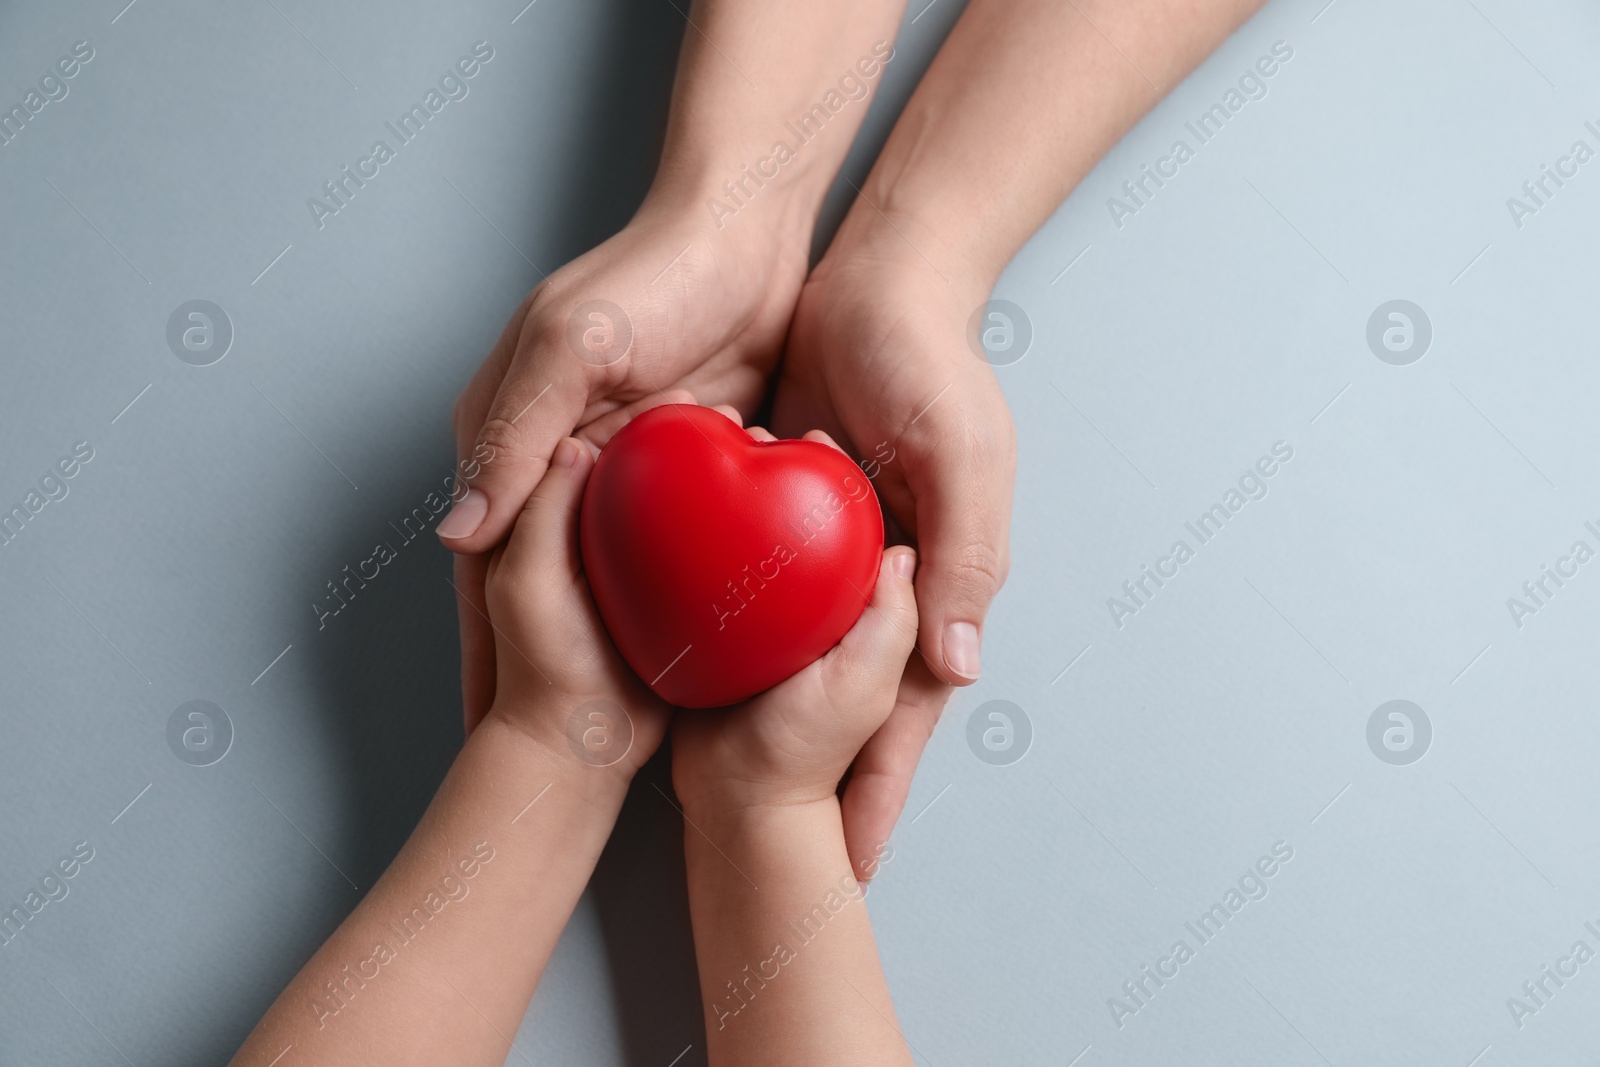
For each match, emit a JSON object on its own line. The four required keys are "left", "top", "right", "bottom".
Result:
{"left": 499, "top": 436, "right": 591, "bottom": 580}
{"left": 551, "top": 435, "right": 595, "bottom": 489}
{"left": 576, "top": 391, "right": 698, "bottom": 454}
{"left": 875, "top": 550, "right": 918, "bottom": 626}
{"left": 436, "top": 488, "right": 489, "bottom": 542}
{"left": 712, "top": 404, "right": 742, "bottom": 426}
{"left": 520, "top": 437, "right": 591, "bottom": 531}
{"left": 888, "top": 546, "right": 917, "bottom": 583}
{"left": 939, "top": 620, "right": 981, "bottom": 683}
{"left": 802, "top": 429, "right": 844, "bottom": 453}
{"left": 845, "top": 548, "right": 918, "bottom": 665}
{"left": 747, "top": 425, "right": 779, "bottom": 443}
{"left": 551, "top": 437, "right": 582, "bottom": 469}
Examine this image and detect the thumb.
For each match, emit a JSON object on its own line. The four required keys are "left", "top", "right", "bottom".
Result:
{"left": 821, "top": 547, "right": 920, "bottom": 714}
{"left": 840, "top": 655, "right": 950, "bottom": 881}
{"left": 906, "top": 417, "right": 1015, "bottom": 685}
{"left": 493, "top": 437, "right": 593, "bottom": 587}
{"left": 438, "top": 327, "right": 592, "bottom": 555}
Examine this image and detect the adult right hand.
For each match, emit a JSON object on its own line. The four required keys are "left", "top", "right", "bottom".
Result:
{"left": 442, "top": 199, "right": 810, "bottom": 733}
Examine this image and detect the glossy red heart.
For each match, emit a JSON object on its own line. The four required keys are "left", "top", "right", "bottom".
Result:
{"left": 579, "top": 405, "right": 883, "bottom": 708}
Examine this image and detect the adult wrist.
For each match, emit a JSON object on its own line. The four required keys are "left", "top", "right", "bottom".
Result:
{"left": 827, "top": 102, "right": 1031, "bottom": 299}
{"left": 824, "top": 181, "right": 1004, "bottom": 306}
{"left": 639, "top": 159, "right": 819, "bottom": 266}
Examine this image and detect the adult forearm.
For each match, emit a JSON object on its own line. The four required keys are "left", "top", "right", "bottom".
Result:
{"left": 643, "top": 0, "right": 910, "bottom": 241}
{"left": 684, "top": 799, "right": 912, "bottom": 1067}
{"left": 838, "top": 0, "right": 1267, "bottom": 289}
{"left": 231, "top": 716, "right": 631, "bottom": 1066}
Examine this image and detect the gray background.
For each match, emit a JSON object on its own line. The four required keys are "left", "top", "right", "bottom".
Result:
{"left": 1, "top": 0, "right": 1596, "bottom": 1063}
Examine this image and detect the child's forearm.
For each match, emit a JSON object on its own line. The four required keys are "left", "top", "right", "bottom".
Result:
{"left": 231, "top": 714, "right": 632, "bottom": 1066}
{"left": 683, "top": 798, "right": 913, "bottom": 1067}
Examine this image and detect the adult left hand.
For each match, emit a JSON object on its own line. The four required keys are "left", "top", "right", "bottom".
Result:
{"left": 772, "top": 217, "right": 1017, "bottom": 878}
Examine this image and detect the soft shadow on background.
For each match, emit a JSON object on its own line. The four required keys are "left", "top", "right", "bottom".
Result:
{"left": 297, "top": 5, "right": 707, "bottom": 1064}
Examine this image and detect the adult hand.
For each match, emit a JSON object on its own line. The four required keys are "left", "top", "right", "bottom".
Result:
{"left": 766, "top": 0, "right": 1261, "bottom": 877}
{"left": 772, "top": 221, "right": 1017, "bottom": 878}
{"left": 445, "top": 202, "right": 809, "bottom": 733}
{"left": 439, "top": 0, "right": 913, "bottom": 736}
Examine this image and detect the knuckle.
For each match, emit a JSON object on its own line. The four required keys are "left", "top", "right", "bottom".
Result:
{"left": 484, "top": 561, "right": 514, "bottom": 605}
{"left": 472, "top": 417, "right": 525, "bottom": 474}
{"left": 484, "top": 549, "right": 530, "bottom": 613}
{"left": 521, "top": 308, "right": 565, "bottom": 351}
{"left": 529, "top": 302, "right": 632, "bottom": 388}
{"left": 483, "top": 578, "right": 515, "bottom": 637}
{"left": 960, "top": 403, "right": 1015, "bottom": 459}
{"left": 939, "top": 543, "right": 1006, "bottom": 603}
{"left": 909, "top": 396, "right": 1014, "bottom": 463}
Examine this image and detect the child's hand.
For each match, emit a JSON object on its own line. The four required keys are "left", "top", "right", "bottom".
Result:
{"left": 478, "top": 434, "right": 670, "bottom": 780}
{"left": 673, "top": 528, "right": 920, "bottom": 1063}
{"left": 670, "top": 523, "right": 921, "bottom": 818}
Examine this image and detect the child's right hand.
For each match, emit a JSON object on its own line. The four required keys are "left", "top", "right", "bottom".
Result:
{"left": 669, "top": 534, "right": 922, "bottom": 835}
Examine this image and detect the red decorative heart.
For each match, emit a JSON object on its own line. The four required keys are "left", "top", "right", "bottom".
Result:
{"left": 580, "top": 405, "right": 884, "bottom": 708}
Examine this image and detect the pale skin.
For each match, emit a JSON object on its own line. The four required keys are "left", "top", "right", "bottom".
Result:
{"left": 232, "top": 411, "right": 919, "bottom": 1065}
{"left": 671, "top": 417, "right": 921, "bottom": 1063}
{"left": 237, "top": 1, "right": 1272, "bottom": 1061}
{"left": 442, "top": 0, "right": 1268, "bottom": 882}
{"left": 231, "top": 432, "right": 670, "bottom": 1065}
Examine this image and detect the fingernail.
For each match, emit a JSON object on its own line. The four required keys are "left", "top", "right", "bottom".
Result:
{"left": 943, "top": 621, "right": 981, "bottom": 679}
{"left": 552, "top": 438, "right": 581, "bottom": 469}
{"left": 892, "top": 549, "right": 916, "bottom": 580}
{"left": 436, "top": 488, "right": 488, "bottom": 540}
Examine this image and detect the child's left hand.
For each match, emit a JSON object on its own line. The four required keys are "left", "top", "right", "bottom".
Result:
{"left": 476, "top": 426, "right": 671, "bottom": 782}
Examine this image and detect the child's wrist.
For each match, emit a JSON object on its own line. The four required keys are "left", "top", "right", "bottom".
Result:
{"left": 679, "top": 795, "right": 894, "bottom": 893}
{"left": 677, "top": 787, "right": 840, "bottom": 842}
{"left": 479, "top": 702, "right": 640, "bottom": 798}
